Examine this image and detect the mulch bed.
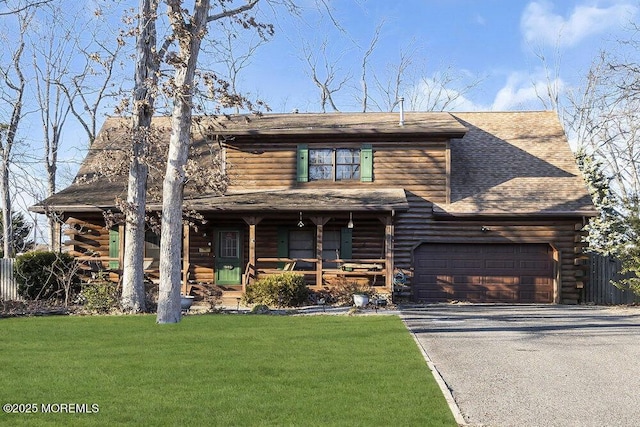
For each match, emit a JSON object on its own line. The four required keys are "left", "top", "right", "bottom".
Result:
{"left": 0, "top": 300, "right": 72, "bottom": 318}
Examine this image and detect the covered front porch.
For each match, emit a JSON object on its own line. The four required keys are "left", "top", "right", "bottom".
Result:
{"left": 181, "top": 188, "right": 408, "bottom": 301}
{"left": 181, "top": 211, "right": 397, "bottom": 301}
{"left": 64, "top": 188, "right": 408, "bottom": 304}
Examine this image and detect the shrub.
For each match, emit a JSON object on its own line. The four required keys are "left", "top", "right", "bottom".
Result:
{"left": 15, "top": 251, "right": 80, "bottom": 301}
{"left": 81, "top": 281, "right": 119, "bottom": 313}
{"left": 145, "top": 281, "right": 159, "bottom": 313}
{"left": 250, "top": 304, "right": 270, "bottom": 314}
{"left": 242, "top": 273, "right": 308, "bottom": 307}
{"left": 325, "top": 277, "right": 373, "bottom": 306}
{"left": 307, "top": 288, "right": 337, "bottom": 305}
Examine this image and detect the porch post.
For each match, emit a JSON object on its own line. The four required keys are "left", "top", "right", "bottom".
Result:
{"left": 118, "top": 223, "right": 125, "bottom": 275}
{"left": 248, "top": 223, "right": 255, "bottom": 291}
{"left": 384, "top": 215, "right": 394, "bottom": 292}
{"left": 182, "top": 223, "right": 190, "bottom": 295}
{"left": 317, "top": 223, "right": 323, "bottom": 287}
{"left": 311, "top": 217, "right": 330, "bottom": 287}
{"left": 242, "top": 217, "right": 263, "bottom": 291}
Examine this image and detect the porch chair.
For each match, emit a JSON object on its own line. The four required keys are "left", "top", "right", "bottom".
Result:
{"left": 283, "top": 261, "right": 297, "bottom": 271}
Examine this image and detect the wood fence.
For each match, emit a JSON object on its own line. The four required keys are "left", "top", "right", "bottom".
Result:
{"left": 585, "top": 254, "right": 639, "bottom": 305}
{"left": 0, "top": 258, "right": 20, "bottom": 301}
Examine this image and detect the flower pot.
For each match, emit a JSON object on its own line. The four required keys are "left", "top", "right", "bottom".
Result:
{"left": 180, "top": 295, "right": 195, "bottom": 310}
{"left": 353, "top": 294, "right": 369, "bottom": 308}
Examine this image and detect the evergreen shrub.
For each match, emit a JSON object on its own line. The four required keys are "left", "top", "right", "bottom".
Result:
{"left": 242, "top": 272, "right": 308, "bottom": 307}
{"left": 15, "top": 251, "right": 79, "bottom": 300}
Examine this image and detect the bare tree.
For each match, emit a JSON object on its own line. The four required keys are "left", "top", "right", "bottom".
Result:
{"left": 531, "top": 44, "right": 563, "bottom": 113}
{"left": 79, "top": 0, "right": 276, "bottom": 316}
{"left": 61, "top": 41, "right": 124, "bottom": 147}
{"left": 568, "top": 51, "right": 640, "bottom": 203}
{"left": 567, "top": 37, "right": 640, "bottom": 294}
{"left": 358, "top": 22, "right": 382, "bottom": 113}
{"left": 157, "top": 0, "right": 260, "bottom": 323}
{"left": 24, "top": 3, "right": 125, "bottom": 253}
{"left": 368, "top": 42, "right": 414, "bottom": 112}
{"left": 564, "top": 20, "right": 640, "bottom": 282}
{"left": 364, "top": 40, "right": 483, "bottom": 113}
{"left": 206, "top": 20, "right": 267, "bottom": 114}
{"left": 30, "top": 7, "right": 74, "bottom": 250}
{"left": 119, "top": 0, "right": 161, "bottom": 313}
{"left": 0, "top": 12, "right": 29, "bottom": 258}
{"left": 407, "top": 65, "right": 483, "bottom": 111}
{"left": 300, "top": 38, "right": 350, "bottom": 113}
{"left": 80, "top": 0, "right": 327, "bottom": 321}
{"left": 0, "top": 0, "right": 51, "bottom": 16}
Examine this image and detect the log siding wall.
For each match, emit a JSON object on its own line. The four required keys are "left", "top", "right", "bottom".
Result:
{"left": 223, "top": 138, "right": 586, "bottom": 303}
{"left": 64, "top": 215, "right": 112, "bottom": 259}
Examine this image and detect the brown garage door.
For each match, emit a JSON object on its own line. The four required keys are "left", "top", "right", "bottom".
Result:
{"left": 413, "top": 243, "right": 554, "bottom": 303}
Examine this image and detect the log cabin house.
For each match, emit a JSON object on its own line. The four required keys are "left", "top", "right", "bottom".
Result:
{"left": 30, "top": 111, "right": 596, "bottom": 304}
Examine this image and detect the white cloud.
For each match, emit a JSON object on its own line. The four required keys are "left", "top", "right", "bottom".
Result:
{"left": 521, "top": 1, "right": 637, "bottom": 47}
{"left": 408, "top": 76, "right": 487, "bottom": 112}
{"left": 491, "top": 71, "right": 565, "bottom": 111}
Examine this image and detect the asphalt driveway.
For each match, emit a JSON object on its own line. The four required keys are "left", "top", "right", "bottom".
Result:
{"left": 401, "top": 305, "right": 640, "bottom": 427}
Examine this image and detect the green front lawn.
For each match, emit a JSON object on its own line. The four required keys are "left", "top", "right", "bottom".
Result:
{"left": 0, "top": 314, "right": 455, "bottom": 426}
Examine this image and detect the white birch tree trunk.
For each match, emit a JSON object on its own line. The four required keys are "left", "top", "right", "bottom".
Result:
{"left": 121, "top": 133, "right": 149, "bottom": 312}
{"left": 156, "top": 0, "right": 210, "bottom": 323}
{"left": 1, "top": 154, "right": 11, "bottom": 258}
{"left": 121, "top": 0, "right": 160, "bottom": 313}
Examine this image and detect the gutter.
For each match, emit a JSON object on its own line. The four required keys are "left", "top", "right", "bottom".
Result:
{"left": 432, "top": 209, "right": 599, "bottom": 219}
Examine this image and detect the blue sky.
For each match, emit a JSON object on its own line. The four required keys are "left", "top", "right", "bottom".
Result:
{"left": 3, "top": 0, "right": 639, "bottom": 237}
{"left": 233, "top": 0, "right": 638, "bottom": 112}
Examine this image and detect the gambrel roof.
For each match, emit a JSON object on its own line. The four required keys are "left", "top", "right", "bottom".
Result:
{"left": 30, "top": 111, "right": 594, "bottom": 217}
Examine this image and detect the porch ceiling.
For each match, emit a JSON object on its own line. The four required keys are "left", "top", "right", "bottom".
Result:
{"left": 181, "top": 188, "right": 409, "bottom": 212}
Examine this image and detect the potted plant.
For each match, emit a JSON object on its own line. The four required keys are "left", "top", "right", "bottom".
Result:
{"left": 352, "top": 292, "right": 369, "bottom": 307}
{"left": 180, "top": 294, "right": 195, "bottom": 310}
{"left": 353, "top": 293, "right": 369, "bottom": 307}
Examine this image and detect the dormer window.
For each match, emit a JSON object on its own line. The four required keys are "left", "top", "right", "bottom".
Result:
{"left": 297, "top": 144, "right": 372, "bottom": 182}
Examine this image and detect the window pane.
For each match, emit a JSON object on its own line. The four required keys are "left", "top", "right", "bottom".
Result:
{"left": 145, "top": 230, "right": 160, "bottom": 269}
{"left": 336, "top": 165, "right": 360, "bottom": 180}
{"left": 336, "top": 149, "right": 361, "bottom": 181}
{"left": 309, "top": 149, "right": 333, "bottom": 181}
{"left": 220, "top": 231, "right": 239, "bottom": 258}
{"left": 289, "top": 230, "right": 314, "bottom": 269}
{"left": 310, "top": 149, "right": 332, "bottom": 164}
{"left": 310, "top": 165, "right": 332, "bottom": 180}
{"left": 337, "top": 149, "right": 360, "bottom": 164}
{"left": 323, "top": 230, "right": 341, "bottom": 268}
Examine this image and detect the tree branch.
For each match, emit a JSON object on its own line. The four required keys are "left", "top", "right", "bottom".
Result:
{"left": 0, "top": 0, "right": 51, "bottom": 16}
{"left": 207, "top": 0, "right": 260, "bottom": 23}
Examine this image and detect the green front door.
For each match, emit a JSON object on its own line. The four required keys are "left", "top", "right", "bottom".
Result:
{"left": 215, "top": 230, "right": 242, "bottom": 285}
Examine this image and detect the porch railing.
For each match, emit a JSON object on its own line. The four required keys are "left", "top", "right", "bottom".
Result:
{"left": 253, "top": 257, "right": 388, "bottom": 288}
{"left": 72, "top": 256, "right": 390, "bottom": 292}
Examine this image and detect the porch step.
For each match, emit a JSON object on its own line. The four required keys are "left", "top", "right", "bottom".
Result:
{"left": 219, "top": 291, "right": 247, "bottom": 309}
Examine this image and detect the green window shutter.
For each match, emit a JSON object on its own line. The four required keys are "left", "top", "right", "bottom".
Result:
{"left": 297, "top": 144, "right": 308, "bottom": 182}
{"left": 109, "top": 228, "right": 119, "bottom": 269}
{"left": 341, "top": 227, "right": 353, "bottom": 260}
{"left": 277, "top": 227, "right": 289, "bottom": 269}
{"left": 360, "top": 144, "right": 373, "bottom": 182}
